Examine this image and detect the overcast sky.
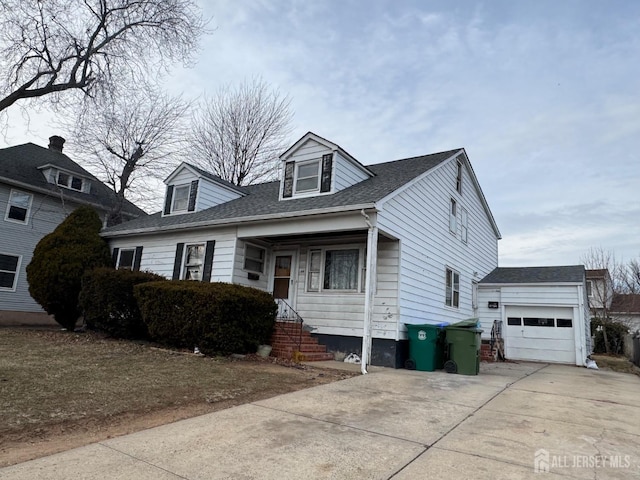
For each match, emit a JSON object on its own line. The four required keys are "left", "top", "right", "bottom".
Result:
{"left": 3, "top": 0, "right": 639, "bottom": 267}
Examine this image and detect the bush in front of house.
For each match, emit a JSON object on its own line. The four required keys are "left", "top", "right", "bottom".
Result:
{"left": 134, "top": 281, "right": 277, "bottom": 355}
{"left": 26, "top": 206, "right": 112, "bottom": 331}
{"left": 80, "top": 267, "right": 167, "bottom": 339}
{"left": 591, "top": 318, "right": 628, "bottom": 354}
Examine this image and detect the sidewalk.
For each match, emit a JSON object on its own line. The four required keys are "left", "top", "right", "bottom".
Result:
{"left": 2, "top": 362, "right": 639, "bottom": 479}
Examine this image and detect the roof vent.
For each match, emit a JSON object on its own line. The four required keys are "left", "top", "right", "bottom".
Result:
{"left": 48, "top": 135, "right": 65, "bottom": 152}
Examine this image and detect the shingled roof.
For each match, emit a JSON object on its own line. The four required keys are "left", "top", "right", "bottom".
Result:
{"left": 102, "top": 148, "right": 461, "bottom": 235}
{"left": 480, "top": 265, "right": 586, "bottom": 284}
{"left": 0, "top": 142, "right": 146, "bottom": 218}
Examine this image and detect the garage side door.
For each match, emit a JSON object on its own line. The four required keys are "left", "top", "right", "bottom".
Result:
{"left": 505, "top": 306, "right": 575, "bottom": 364}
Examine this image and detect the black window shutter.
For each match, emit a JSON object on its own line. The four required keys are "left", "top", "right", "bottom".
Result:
{"left": 111, "top": 248, "right": 120, "bottom": 268}
{"left": 320, "top": 153, "right": 333, "bottom": 193}
{"left": 133, "top": 246, "right": 143, "bottom": 272}
{"left": 187, "top": 180, "right": 199, "bottom": 212}
{"left": 283, "top": 162, "right": 294, "bottom": 198}
{"left": 172, "top": 243, "right": 185, "bottom": 280}
{"left": 164, "top": 185, "right": 174, "bottom": 215}
{"left": 202, "top": 240, "right": 216, "bottom": 282}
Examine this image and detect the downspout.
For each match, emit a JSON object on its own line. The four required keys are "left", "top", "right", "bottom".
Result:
{"left": 361, "top": 209, "right": 378, "bottom": 375}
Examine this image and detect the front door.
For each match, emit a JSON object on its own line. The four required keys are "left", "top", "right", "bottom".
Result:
{"left": 272, "top": 251, "right": 296, "bottom": 318}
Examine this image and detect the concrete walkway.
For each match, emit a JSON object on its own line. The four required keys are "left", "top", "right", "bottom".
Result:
{"left": 2, "top": 362, "right": 640, "bottom": 479}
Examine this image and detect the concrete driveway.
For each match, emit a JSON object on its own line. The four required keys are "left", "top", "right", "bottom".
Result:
{"left": 2, "top": 362, "right": 639, "bottom": 479}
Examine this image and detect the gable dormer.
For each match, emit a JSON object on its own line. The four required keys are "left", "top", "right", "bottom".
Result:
{"left": 279, "top": 132, "right": 373, "bottom": 201}
{"left": 38, "top": 163, "right": 92, "bottom": 194}
{"left": 162, "top": 162, "right": 245, "bottom": 216}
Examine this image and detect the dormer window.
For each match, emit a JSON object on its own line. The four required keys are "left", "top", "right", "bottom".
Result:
{"left": 172, "top": 185, "right": 190, "bottom": 212}
{"left": 57, "top": 171, "right": 84, "bottom": 192}
{"left": 295, "top": 160, "right": 320, "bottom": 193}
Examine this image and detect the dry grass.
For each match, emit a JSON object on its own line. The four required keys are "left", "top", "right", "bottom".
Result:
{"left": 591, "top": 353, "right": 640, "bottom": 377}
{"left": 0, "top": 327, "right": 354, "bottom": 466}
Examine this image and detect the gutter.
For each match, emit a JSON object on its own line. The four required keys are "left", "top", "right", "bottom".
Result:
{"left": 101, "top": 203, "right": 377, "bottom": 238}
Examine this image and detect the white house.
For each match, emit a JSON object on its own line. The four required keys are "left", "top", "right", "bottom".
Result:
{"left": 0, "top": 136, "right": 145, "bottom": 324}
{"left": 102, "top": 132, "right": 502, "bottom": 368}
{"left": 477, "top": 266, "right": 591, "bottom": 366}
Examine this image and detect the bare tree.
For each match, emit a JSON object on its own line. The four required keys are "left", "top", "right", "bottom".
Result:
{"left": 64, "top": 88, "right": 191, "bottom": 224}
{"left": 581, "top": 247, "right": 623, "bottom": 353}
{"left": 0, "top": 0, "right": 206, "bottom": 119}
{"left": 190, "top": 78, "right": 293, "bottom": 186}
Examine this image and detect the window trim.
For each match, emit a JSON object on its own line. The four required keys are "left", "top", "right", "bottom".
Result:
{"left": 5, "top": 189, "right": 33, "bottom": 225}
{"left": 0, "top": 252, "right": 21, "bottom": 291}
{"left": 182, "top": 243, "right": 205, "bottom": 281}
{"left": 294, "top": 159, "right": 321, "bottom": 194}
{"left": 586, "top": 280, "right": 593, "bottom": 297}
{"left": 445, "top": 267, "right": 460, "bottom": 308}
{"left": 171, "top": 184, "right": 191, "bottom": 213}
{"left": 461, "top": 207, "right": 468, "bottom": 244}
{"left": 456, "top": 160, "right": 463, "bottom": 194}
{"left": 56, "top": 171, "right": 84, "bottom": 192}
{"left": 306, "top": 245, "right": 365, "bottom": 293}
{"left": 116, "top": 248, "right": 136, "bottom": 271}
{"left": 449, "top": 198, "right": 457, "bottom": 234}
{"left": 243, "top": 243, "right": 266, "bottom": 274}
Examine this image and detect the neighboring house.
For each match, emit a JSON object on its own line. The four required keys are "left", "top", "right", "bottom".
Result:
{"left": 0, "top": 136, "right": 146, "bottom": 324}
{"left": 477, "top": 266, "right": 590, "bottom": 366}
{"left": 610, "top": 293, "right": 640, "bottom": 333}
{"left": 585, "top": 268, "right": 613, "bottom": 319}
{"left": 102, "top": 132, "right": 501, "bottom": 368}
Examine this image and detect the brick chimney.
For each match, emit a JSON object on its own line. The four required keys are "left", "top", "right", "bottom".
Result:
{"left": 48, "top": 135, "right": 65, "bottom": 152}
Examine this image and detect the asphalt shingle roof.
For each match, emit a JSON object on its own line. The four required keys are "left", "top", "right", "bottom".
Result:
{"left": 480, "top": 266, "right": 586, "bottom": 284}
{"left": 0, "top": 142, "right": 146, "bottom": 217}
{"left": 103, "top": 149, "right": 461, "bottom": 234}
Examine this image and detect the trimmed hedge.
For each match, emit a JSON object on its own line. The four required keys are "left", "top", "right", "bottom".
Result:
{"left": 26, "top": 206, "right": 112, "bottom": 331}
{"left": 80, "top": 267, "right": 167, "bottom": 339}
{"left": 134, "top": 281, "right": 277, "bottom": 355}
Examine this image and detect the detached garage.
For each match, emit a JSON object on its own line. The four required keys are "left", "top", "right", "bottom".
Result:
{"left": 477, "top": 266, "right": 591, "bottom": 366}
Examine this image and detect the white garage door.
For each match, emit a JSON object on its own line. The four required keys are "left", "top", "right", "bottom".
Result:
{"left": 505, "top": 306, "right": 576, "bottom": 364}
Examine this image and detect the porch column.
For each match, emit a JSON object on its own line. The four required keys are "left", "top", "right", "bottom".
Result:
{"left": 361, "top": 224, "right": 378, "bottom": 374}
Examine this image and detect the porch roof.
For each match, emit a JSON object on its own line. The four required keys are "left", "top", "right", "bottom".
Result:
{"left": 102, "top": 149, "right": 459, "bottom": 236}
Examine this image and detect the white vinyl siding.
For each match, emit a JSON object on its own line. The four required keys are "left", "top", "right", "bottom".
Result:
{"left": 333, "top": 151, "right": 370, "bottom": 191}
{"left": 293, "top": 240, "right": 398, "bottom": 339}
{"left": 376, "top": 155, "right": 499, "bottom": 330}
{"left": 108, "top": 228, "right": 237, "bottom": 283}
{"left": 196, "top": 178, "right": 243, "bottom": 211}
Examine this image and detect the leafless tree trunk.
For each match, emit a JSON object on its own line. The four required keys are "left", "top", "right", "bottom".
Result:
{"left": 0, "top": 0, "right": 206, "bottom": 121}
{"left": 190, "top": 78, "right": 293, "bottom": 186}
{"left": 581, "top": 247, "right": 622, "bottom": 353}
{"left": 62, "top": 88, "right": 191, "bottom": 224}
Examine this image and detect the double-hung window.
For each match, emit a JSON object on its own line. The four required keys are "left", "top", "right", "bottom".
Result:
{"left": 183, "top": 244, "right": 205, "bottom": 280}
{"left": 244, "top": 244, "right": 266, "bottom": 273}
{"left": 445, "top": 268, "right": 460, "bottom": 308}
{"left": 456, "top": 160, "right": 463, "bottom": 194}
{"left": 117, "top": 249, "right": 135, "bottom": 270}
{"left": 172, "top": 185, "right": 190, "bottom": 212}
{"left": 307, "top": 247, "right": 361, "bottom": 292}
{"left": 57, "top": 172, "right": 84, "bottom": 191}
{"left": 0, "top": 253, "right": 20, "bottom": 290}
{"left": 5, "top": 190, "right": 32, "bottom": 224}
{"left": 295, "top": 160, "right": 320, "bottom": 193}
{"left": 449, "top": 198, "right": 457, "bottom": 233}
{"left": 461, "top": 208, "right": 468, "bottom": 243}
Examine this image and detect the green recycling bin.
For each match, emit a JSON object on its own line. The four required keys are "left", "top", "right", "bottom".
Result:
{"left": 444, "top": 326, "right": 483, "bottom": 375}
{"left": 405, "top": 324, "right": 445, "bottom": 371}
